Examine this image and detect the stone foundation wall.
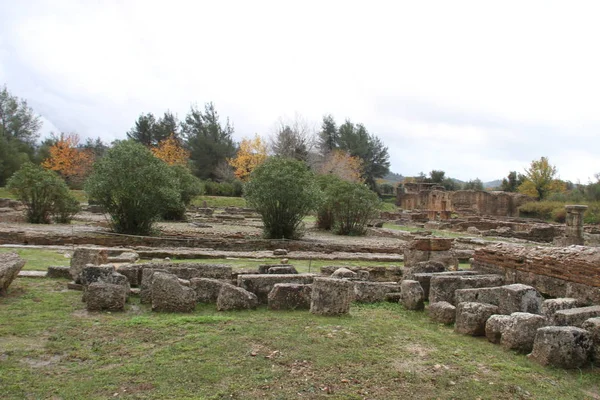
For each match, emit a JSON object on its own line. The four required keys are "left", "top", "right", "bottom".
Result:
{"left": 472, "top": 243, "right": 600, "bottom": 304}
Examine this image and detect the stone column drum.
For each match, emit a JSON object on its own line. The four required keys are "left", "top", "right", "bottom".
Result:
{"left": 564, "top": 205, "right": 587, "bottom": 245}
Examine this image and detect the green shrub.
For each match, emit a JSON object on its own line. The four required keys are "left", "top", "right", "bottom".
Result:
{"left": 327, "top": 179, "right": 380, "bottom": 235}
{"left": 244, "top": 157, "right": 321, "bottom": 239}
{"left": 203, "top": 180, "right": 243, "bottom": 197}
{"left": 519, "top": 200, "right": 600, "bottom": 224}
{"left": 162, "top": 165, "right": 203, "bottom": 220}
{"left": 315, "top": 174, "right": 339, "bottom": 230}
{"left": 85, "top": 140, "right": 180, "bottom": 235}
{"left": 7, "top": 162, "right": 80, "bottom": 224}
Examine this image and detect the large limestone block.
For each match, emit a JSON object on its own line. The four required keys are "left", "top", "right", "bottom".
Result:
{"left": 267, "top": 283, "right": 312, "bottom": 310}
{"left": 140, "top": 268, "right": 168, "bottom": 304}
{"left": 190, "top": 277, "right": 229, "bottom": 303}
{"left": 501, "top": 313, "right": 547, "bottom": 353}
{"left": 581, "top": 317, "right": 600, "bottom": 363}
{"left": 151, "top": 272, "right": 196, "bottom": 313}
{"left": 455, "top": 302, "right": 499, "bottom": 336}
{"left": 428, "top": 301, "right": 456, "bottom": 325}
{"left": 529, "top": 326, "right": 593, "bottom": 369}
{"left": 331, "top": 267, "right": 357, "bottom": 279}
{"left": 85, "top": 282, "right": 127, "bottom": 312}
{"left": 553, "top": 306, "right": 600, "bottom": 328}
{"left": 412, "top": 271, "right": 477, "bottom": 299}
{"left": 399, "top": 280, "right": 424, "bottom": 311}
{"left": 0, "top": 252, "right": 25, "bottom": 296}
{"left": 485, "top": 315, "right": 511, "bottom": 344}
{"left": 403, "top": 261, "right": 446, "bottom": 281}
{"left": 455, "top": 284, "right": 543, "bottom": 315}
{"left": 310, "top": 277, "right": 354, "bottom": 316}
{"left": 237, "top": 274, "right": 316, "bottom": 304}
{"left": 353, "top": 281, "right": 400, "bottom": 303}
{"left": 216, "top": 284, "right": 258, "bottom": 311}
{"left": 429, "top": 274, "right": 503, "bottom": 305}
{"left": 69, "top": 248, "right": 108, "bottom": 283}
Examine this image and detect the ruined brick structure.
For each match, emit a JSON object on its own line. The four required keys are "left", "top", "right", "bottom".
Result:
{"left": 472, "top": 243, "right": 600, "bottom": 305}
{"left": 396, "top": 184, "right": 532, "bottom": 217}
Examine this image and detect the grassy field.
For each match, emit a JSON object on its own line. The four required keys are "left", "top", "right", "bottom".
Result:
{"left": 192, "top": 195, "right": 247, "bottom": 208}
{"left": 1, "top": 277, "right": 598, "bottom": 399}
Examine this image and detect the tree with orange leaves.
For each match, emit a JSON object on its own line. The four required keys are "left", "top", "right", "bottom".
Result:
{"left": 42, "top": 133, "right": 93, "bottom": 188}
{"left": 151, "top": 134, "right": 190, "bottom": 166}
{"left": 227, "top": 134, "right": 268, "bottom": 181}
{"left": 319, "top": 149, "right": 363, "bottom": 183}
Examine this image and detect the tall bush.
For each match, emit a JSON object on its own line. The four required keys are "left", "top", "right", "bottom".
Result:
{"left": 7, "top": 162, "right": 80, "bottom": 224}
{"left": 162, "top": 165, "right": 203, "bottom": 220}
{"left": 244, "top": 157, "right": 321, "bottom": 239}
{"left": 321, "top": 177, "right": 380, "bottom": 235}
{"left": 85, "top": 140, "right": 179, "bottom": 235}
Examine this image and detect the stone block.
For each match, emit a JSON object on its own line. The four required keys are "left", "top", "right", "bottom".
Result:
{"left": 330, "top": 267, "right": 357, "bottom": 279}
{"left": 267, "top": 266, "right": 298, "bottom": 275}
{"left": 541, "top": 298, "right": 580, "bottom": 323}
{"left": 485, "top": 315, "right": 511, "bottom": 344}
{"left": 581, "top": 317, "right": 600, "bottom": 363}
{"left": 353, "top": 281, "right": 400, "bottom": 303}
{"left": 190, "top": 277, "right": 229, "bottom": 303}
{"left": 455, "top": 302, "right": 499, "bottom": 336}
{"left": 0, "top": 252, "right": 25, "bottom": 296}
{"left": 310, "top": 277, "right": 354, "bottom": 316}
{"left": 321, "top": 265, "right": 401, "bottom": 282}
{"left": 501, "top": 313, "right": 547, "bottom": 353}
{"left": 85, "top": 282, "right": 127, "bottom": 312}
{"left": 46, "top": 266, "right": 71, "bottom": 279}
{"left": 237, "top": 274, "right": 316, "bottom": 304}
{"left": 151, "top": 272, "right": 196, "bottom": 313}
{"left": 108, "top": 252, "right": 139, "bottom": 263}
{"left": 273, "top": 249, "right": 288, "bottom": 256}
{"left": 80, "top": 265, "right": 115, "bottom": 286}
{"left": 429, "top": 274, "right": 504, "bottom": 305}
{"left": 69, "top": 248, "right": 108, "bottom": 283}
{"left": 455, "top": 284, "right": 543, "bottom": 315}
{"left": 403, "top": 260, "right": 446, "bottom": 281}
{"left": 385, "top": 292, "right": 403, "bottom": 303}
{"left": 267, "top": 283, "right": 312, "bottom": 310}
{"left": 258, "top": 264, "right": 289, "bottom": 274}
{"left": 428, "top": 301, "right": 456, "bottom": 325}
{"left": 399, "top": 280, "right": 424, "bottom": 311}
{"left": 412, "top": 270, "right": 477, "bottom": 299}
{"left": 529, "top": 326, "right": 593, "bottom": 369}
{"left": 553, "top": 305, "right": 600, "bottom": 328}
{"left": 116, "top": 264, "right": 142, "bottom": 287}
{"left": 216, "top": 284, "right": 258, "bottom": 311}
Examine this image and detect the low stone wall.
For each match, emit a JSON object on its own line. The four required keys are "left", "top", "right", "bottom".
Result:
{"left": 472, "top": 243, "right": 600, "bottom": 304}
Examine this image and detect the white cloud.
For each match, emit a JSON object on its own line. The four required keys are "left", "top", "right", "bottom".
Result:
{"left": 1, "top": 0, "right": 599, "bottom": 182}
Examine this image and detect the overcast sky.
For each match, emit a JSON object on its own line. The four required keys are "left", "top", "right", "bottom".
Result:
{"left": 1, "top": 0, "right": 599, "bottom": 182}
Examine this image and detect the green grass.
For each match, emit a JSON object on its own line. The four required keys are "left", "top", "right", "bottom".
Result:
{"left": 0, "top": 248, "right": 69, "bottom": 271}
{"left": 0, "top": 187, "right": 87, "bottom": 203}
{"left": 0, "top": 186, "right": 15, "bottom": 199}
{"left": 192, "top": 195, "right": 246, "bottom": 208}
{"left": 0, "top": 278, "right": 598, "bottom": 399}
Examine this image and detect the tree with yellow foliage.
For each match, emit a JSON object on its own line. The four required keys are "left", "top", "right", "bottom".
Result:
{"left": 227, "top": 134, "right": 268, "bottom": 181}
{"left": 151, "top": 134, "right": 190, "bottom": 166}
{"left": 42, "top": 133, "right": 93, "bottom": 188}
{"left": 319, "top": 149, "right": 363, "bottom": 183}
{"left": 518, "top": 156, "right": 566, "bottom": 199}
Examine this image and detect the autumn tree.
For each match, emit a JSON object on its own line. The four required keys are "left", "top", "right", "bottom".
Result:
{"left": 42, "top": 133, "right": 93, "bottom": 188}
{"left": 518, "top": 157, "right": 565, "bottom": 199}
{"left": 227, "top": 134, "right": 268, "bottom": 181}
{"left": 151, "top": 134, "right": 190, "bottom": 166}
{"left": 319, "top": 150, "right": 363, "bottom": 183}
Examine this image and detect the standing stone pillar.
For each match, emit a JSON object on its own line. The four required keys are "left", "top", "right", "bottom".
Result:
{"left": 404, "top": 237, "right": 457, "bottom": 269}
{"left": 564, "top": 205, "right": 587, "bottom": 245}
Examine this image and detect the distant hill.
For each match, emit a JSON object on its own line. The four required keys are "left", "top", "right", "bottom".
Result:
{"left": 383, "top": 172, "right": 404, "bottom": 183}
{"left": 484, "top": 179, "right": 502, "bottom": 189}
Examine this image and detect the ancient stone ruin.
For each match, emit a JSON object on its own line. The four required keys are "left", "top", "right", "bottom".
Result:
{"left": 0, "top": 252, "right": 25, "bottom": 296}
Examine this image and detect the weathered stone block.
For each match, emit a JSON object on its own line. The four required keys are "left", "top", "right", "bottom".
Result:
{"left": 108, "top": 252, "right": 139, "bottom": 263}
{"left": 216, "top": 284, "right": 258, "bottom": 311}
{"left": 85, "top": 282, "right": 127, "bottom": 312}
{"left": 400, "top": 280, "right": 424, "bottom": 311}
{"left": 428, "top": 301, "right": 456, "bottom": 325}
{"left": 331, "top": 267, "right": 357, "bottom": 279}
{"left": 455, "top": 302, "right": 499, "bottom": 336}
{"left": 310, "top": 277, "right": 354, "bottom": 316}
{"left": 501, "top": 313, "right": 547, "bottom": 353}
{"left": 581, "top": 317, "right": 600, "bottom": 362}
{"left": 80, "top": 265, "right": 115, "bottom": 286}
{"left": 529, "top": 326, "right": 593, "bottom": 369}
{"left": 430, "top": 274, "right": 504, "bottom": 305}
{"left": 321, "top": 265, "right": 401, "bottom": 282}
{"left": 116, "top": 264, "right": 142, "bottom": 287}
{"left": 412, "top": 271, "right": 477, "bottom": 299}
{"left": 541, "top": 298, "right": 580, "bottom": 323}
{"left": 0, "top": 252, "right": 25, "bottom": 296}
{"left": 353, "top": 281, "right": 400, "bottom": 303}
{"left": 273, "top": 249, "right": 288, "bottom": 256}
{"left": 485, "top": 314, "right": 511, "bottom": 344}
{"left": 267, "top": 266, "right": 298, "bottom": 275}
{"left": 553, "top": 306, "right": 600, "bottom": 328}
{"left": 258, "top": 264, "right": 289, "bottom": 274}
{"left": 190, "top": 277, "right": 228, "bottom": 303}
{"left": 46, "top": 265, "right": 71, "bottom": 279}
{"left": 237, "top": 274, "right": 316, "bottom": 304}
{"left": 151, "top": 272, "right": 196, "bottom": 313}
{"left": 455, "top": 284, "right": 543, "bottom": 315}
{"left": 140, "top": 268, "right": 167, "bottom": 304}
{"left": 385, "top": 292, "right": 403, "bottom": 303}
{"left": 267, "top": 283, "right": 312, "bottom": 310}
{"left": 69, "top": 248, "right": 108, "bottom": 283}
{"left": 403, "top": 260, "right": 446, "bottom": 281}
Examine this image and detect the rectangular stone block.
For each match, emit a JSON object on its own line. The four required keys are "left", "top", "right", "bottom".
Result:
{"left": 353, "top": 281, "right": 400, "bottom": 303}
{"left": 429, "top": 274, "right": 504, "bottom": 305}
{"left": 412, "top": 271, "right": 477, "bottom": 299}
{"left": 553, "top": 305, "right": 600, "bottom": 328}
{"left": 237, "top": 274, "right": 317, "bottom": 304}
